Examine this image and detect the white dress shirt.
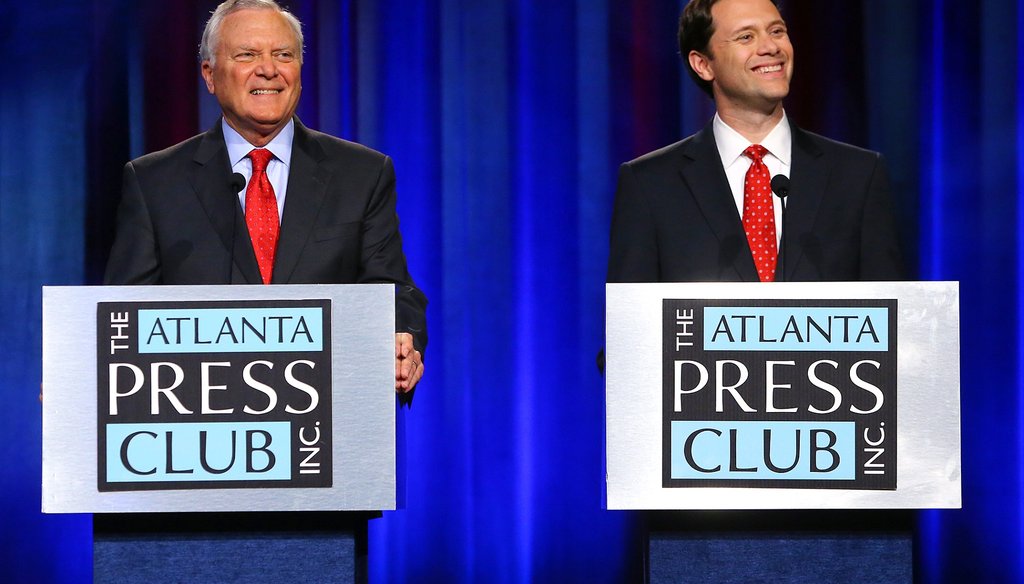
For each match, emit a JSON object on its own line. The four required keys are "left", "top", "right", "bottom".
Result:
{"left": 223, "top": 118, "right": 294, "bottom": 222}
{"left": 713, "top": 112, "right": 791, "bottom": 246}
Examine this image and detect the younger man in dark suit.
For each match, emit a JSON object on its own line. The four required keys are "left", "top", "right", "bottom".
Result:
{"left": 105, "top": 0, "right": 426, "bottom": 394}
{"left": 607, "top": 0, "right": 904, "bottom": 283}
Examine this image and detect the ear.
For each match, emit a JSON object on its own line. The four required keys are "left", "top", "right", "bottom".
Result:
{"left": 201, "top": 61, "right": 216, "bottom": 95}
{"left": 688, "top": 50, "right": 715, "bottom": 83}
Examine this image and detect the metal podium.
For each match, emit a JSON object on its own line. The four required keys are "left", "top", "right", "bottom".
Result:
{"left": 605, "top": 282, "right": 961, "bottom": 583}
{"left": 42, "top": 284, "right": 401, "bottom": 583}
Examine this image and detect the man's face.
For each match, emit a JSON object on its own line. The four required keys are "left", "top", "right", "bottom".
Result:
{"left": 201, "top": 9, "right": 302, "bottom": 144}
{"left": 694, "top": 0, "right": 793, "bottom": 113}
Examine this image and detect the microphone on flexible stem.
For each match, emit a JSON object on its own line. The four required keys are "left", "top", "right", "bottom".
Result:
{"left": 770, "top": 174, "right": 790, "bottom": 282}
{"left": 229, "top": 173, "right": 247, "bottom": 278}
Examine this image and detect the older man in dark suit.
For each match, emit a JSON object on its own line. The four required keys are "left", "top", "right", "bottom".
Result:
{"left": 607, "top": 0, "right": 904, "bottom": 284}
{"left": 105, "top": 0, "right": 426, "bottom": 394}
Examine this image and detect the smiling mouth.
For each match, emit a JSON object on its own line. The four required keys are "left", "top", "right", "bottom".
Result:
{"left": 754, "top": 64, "right": 783, "bottom": 74}
{"left": 250, "top": 89, "right": 281, "bottom": 95}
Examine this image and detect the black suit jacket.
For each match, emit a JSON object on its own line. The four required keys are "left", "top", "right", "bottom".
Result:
{"left": 105, "top": 119, "right": 427, "bottom": 352}
{"left": 607, "top": 121, "right": 904, "bottom": 283}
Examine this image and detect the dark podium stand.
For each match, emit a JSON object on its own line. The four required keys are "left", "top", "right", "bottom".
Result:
{"left": 93, "top": 512, "right": 370, "bottom": 584}
{"left": 645, "top": 510, "right": 913, "bottom": 584}
{"left": 605, "top": 282, "right": 960, "bottom": 584}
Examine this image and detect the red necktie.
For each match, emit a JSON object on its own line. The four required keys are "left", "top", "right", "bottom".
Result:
{"left": 741, "top": 144, "right": 777, "bottom": 282}
{"left": 245, "top": 148, "right": 279, "bottom": 284}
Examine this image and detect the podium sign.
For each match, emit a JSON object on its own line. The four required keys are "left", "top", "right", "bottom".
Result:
{"left": 42, "top": 284, "right": 397, "bottom": 513}
{"left": 606, "top": 281, "right": 961, "bottom": 510}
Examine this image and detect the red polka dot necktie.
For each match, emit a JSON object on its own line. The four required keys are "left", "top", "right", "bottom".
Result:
{"left": 245, "top": 148, "right": 279, "bottom": 285}
{"left": 741, "top": 144, "right": 778, "bottom": 282}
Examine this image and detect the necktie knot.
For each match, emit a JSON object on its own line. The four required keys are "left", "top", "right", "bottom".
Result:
{"left": 743, "top": 144, "right": 769, "bottom": 163}
{"left": 248, "top": 148, "right": 273, "bottom": 173}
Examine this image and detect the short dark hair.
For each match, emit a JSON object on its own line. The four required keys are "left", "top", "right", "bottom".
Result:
{"left": 678, "top": 0, "right": 780, "bottom": 97}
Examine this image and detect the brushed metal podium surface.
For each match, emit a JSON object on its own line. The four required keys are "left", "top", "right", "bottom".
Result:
{"left": 42, "top": 284, "right": 397, "bottom": 513}
{"left": 606, "top": 281, "right": 961, "bottom": 510}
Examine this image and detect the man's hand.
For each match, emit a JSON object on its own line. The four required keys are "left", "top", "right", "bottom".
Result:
{"left": 395, "top": 333, "right": 423, "bottom": 393}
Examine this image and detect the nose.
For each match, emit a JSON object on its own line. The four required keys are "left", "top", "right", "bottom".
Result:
{"left": 757, "top": 34, "right": 780, "bottom": 55}
{"left": 254, "top": 55, "right": 279, "bottom": 78}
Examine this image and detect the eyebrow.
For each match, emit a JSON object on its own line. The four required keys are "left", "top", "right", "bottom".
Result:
{"left": 231, "top": 44, "right": 295, "bottom": 53}
{"left": 724, "top": 18, "right": 787, "bottom": 36}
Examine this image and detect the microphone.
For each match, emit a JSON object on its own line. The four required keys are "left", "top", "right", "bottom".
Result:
{"left": 230, "top": 173, "right": 247, "bottom": 193}
{"left": 770, "top": 174, "right": 790, "bottom": 200}
{"left": 771, "top": 174, "right": 790, "bottom": 282}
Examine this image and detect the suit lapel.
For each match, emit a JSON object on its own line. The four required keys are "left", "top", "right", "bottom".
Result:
{"left": 679, "top": 124, "right": 759, "bottom": 281}
{"left": 272, "top": 121, "right": 331, "bottom": 284}
{"left": 189, "top": 124, "right": 262, "bottom": 284}
{"left": 783, "top": 123, "right": 828, "bottom": 280}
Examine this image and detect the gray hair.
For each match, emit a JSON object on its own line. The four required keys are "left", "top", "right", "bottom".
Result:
{"left": 200, "top": 0, "right": 304, "bottom": 66}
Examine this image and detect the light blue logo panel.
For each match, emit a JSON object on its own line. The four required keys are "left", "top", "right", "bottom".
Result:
{"left": 703, "top": 307, "right": 888, "bottom": 351}
{"left": 670, "top": 421, "right": 855, "bottom": 480}
{"left": 138, "top": 308, "right": 323, "bottom": 353}
{"left": 106, "top": 422, "right": 292, "bottom": 482}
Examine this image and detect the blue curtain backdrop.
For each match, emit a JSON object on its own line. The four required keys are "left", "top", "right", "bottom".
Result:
{"left": 1, "top": 0, "right": 1020, "bottom": 581}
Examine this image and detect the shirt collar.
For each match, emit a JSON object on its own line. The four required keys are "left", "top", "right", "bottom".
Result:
{"left": 713, "top": 111, "right": 792, "bottom": 168}
{"left": 222, "top": 118, "right": 295, "bottom": 168}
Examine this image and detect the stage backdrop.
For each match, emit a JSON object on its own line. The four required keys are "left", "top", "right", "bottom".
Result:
{"left": 1, "top": 0, "right": 1020, "bottom": 582}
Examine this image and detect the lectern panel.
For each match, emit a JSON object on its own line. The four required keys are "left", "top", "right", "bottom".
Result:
{"left": 43, "top": 284, "right": 397, "bottom": 513}
{"left": 606, "top": 281, "right": 960, "bottom": 509}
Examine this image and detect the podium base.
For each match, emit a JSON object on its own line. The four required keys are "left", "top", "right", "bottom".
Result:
{"left": 94, "top": 512, "right": 370, "bottom": 584}
{"left": 646, "top": 510, "right": 913, "bottom": 584}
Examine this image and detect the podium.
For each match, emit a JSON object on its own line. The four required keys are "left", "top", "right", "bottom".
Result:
{"left": 42, "top": 285, "right": 400, "bottom": 584}
{"left": 605, "top": 282, "right": 960, "bottom": 583}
